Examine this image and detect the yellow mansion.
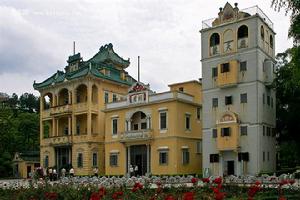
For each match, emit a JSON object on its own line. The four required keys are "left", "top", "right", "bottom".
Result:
{"left": 34, "top": 43, "right": 203, "bottom": 176}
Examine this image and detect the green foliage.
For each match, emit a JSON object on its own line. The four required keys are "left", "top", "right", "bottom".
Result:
{"left": 0, "top": 93, "right": 40, "bottom": 177}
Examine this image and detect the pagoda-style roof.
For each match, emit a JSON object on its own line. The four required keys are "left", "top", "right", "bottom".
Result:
{"left": 13, "top": 151, "right": 40, "bottom": 163}
{"left": 33, "top": 44, "right": 135, "bottom": 90}
{"left": 88, "top": 43, "right": 130, "bottom": 68}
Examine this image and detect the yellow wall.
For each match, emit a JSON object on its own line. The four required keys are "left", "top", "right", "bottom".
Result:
{"left": 216, "top": 123, "right": 239, "bottom": 151}
{"left": 15, "top": 161, "right": 38, "bottom": 178}
{"left": 217, "top": 60, "right": 238, "bottom": 87}
{"left": 104, "top": 99, "right": 202, "bottom": 175}
{"left": 169, "top": 81, "right": 202, "bottom": 104}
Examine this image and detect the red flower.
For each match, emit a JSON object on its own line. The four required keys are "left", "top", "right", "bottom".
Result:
{"left": 255, "top": 181, "right": 261, "bottom": 185}
{"left": 215, "top": 192, "right": 225, "bottom": 200}
{"left": 213, "top": 177, "right": 222, "bottom": 185}
{"left": 211, "top": 187, "right": 220, "bottom": 194}
{"left": 191, "top": 178, "right": 198, "bottom": 184}
{"left": 90, "top": 192, "right": 101, "bottom": 200}
{"left": 112, "top": 191, "right": 123, "bottom": 200}
{"left": 202, "top": 178, "right": 210, "bottom": 183}
{"left": 165, "top": 195, "right": 175, "bottom": 200}
{"left": 98, "top": 187, "right": 106, "bottom": 197}
{"left": 132, "top": 182, "right": 143, "bottom": 192}
{"left": 280, "top": 179, "right": 289, "bottom": 186}
{"left": 248, "top": 184, "right": 260, "bottom": 198}
{"left": 279, "top": 196, "right": 287, "bottom": 200}
{"left": 183, "top": 192, "right": 194, "bottom": 200}
{"left": 289, "top": 179, "right": 295, "bottom": 185}
{"left": 45, "top": 192, "right": 58, "bottom": 200}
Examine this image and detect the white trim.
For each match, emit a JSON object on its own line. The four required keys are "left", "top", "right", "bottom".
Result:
{"left": 158, "top": 107, "right": 168, "bottom": 111}
{"left": 157, "top": 146, "right": 169, "bottom": 150}
{"left": 110, "top": 150, "right": 120, "bottom": 153}
{"left": 111, "top": 115, "right": 119, "bottom": 118}
{"left": 181, "top": 145, "right": 189, "bottom": 149}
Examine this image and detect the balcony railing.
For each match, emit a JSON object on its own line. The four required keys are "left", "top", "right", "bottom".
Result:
{"left": 50, "top": 104, "right": 72, "bottom": 115}
{"left": 120, "top": 129, "right": 153, "bottom": 142}
{"left": 44, "top": 135, "right": 72, "bottom": 146}
{"left": 202, "top": 6, "right": 273, "bottom": 29}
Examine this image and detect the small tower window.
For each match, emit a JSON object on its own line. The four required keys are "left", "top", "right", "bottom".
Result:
{"left": 270, "top": 35, "right": 273, "bottom": 49}
{"left": 210, "top": 33, "right": 220, "bottom": 55}
{"left": 260, "top": 26, "right": 265, "bottom": 40}
{"left": 238, "top": 25, "right": 248, "bottom": 48}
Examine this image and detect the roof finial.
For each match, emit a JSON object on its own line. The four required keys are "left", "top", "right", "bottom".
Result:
{"left": 138, "top": 56, "right": 140, "bottom": 82}
{"left": 73, "top": 41, "right": 75, "bottom": 55}
{"left": 234, "top": 2, "right": 238, "bottom": 7}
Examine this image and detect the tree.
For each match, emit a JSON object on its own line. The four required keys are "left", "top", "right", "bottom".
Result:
{"left": 272, "top": 0, "right": 300, "bottom": 168}
{"left": 19, "top": 93, "right": 39, "bottom": 113}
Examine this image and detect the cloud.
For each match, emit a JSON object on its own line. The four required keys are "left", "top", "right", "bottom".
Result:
{"left": 0, "top": 6, "right": 67, "bottom": 76}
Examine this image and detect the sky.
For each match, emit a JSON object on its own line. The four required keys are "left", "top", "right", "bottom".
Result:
{"left": 0, "top": 0, "right": 293, "bottom": 96}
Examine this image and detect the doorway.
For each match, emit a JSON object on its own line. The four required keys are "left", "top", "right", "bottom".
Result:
{"left": 27, "top": 166, "right": 31, "bottom": 178}
{"left": 227, "top": 160, "right": 235, "bottom": 175}
{"left": 128, "top": 145, "right": 148, "bottom": 176}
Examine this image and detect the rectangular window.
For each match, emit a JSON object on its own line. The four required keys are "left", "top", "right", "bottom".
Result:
{"left": 64, "top": 127, "right": 68, "bottom": 135}
{"left": 212, "top": 67, "right": 218, "bottom": 77}
{"left": 221, "top": 127, "right": 231, "bottom": 136}
{"left": 221, "top": 63, "right": 230, "bottom": 73}
{"left": 263, "top": 125, "right": 265, "bottom": 136}
{"left": 240, "top": 126, "right": 248, "bottom": 136}
{"left": 267, "top": 127, "right": 271, "bottom": 136}
{"left": 104, "top": 92, "right": 109, "bottom": 104}
{"left": 263, "top": 93, "right": 265, "bottom": 104}
{"left": 159, "top": 151, "right": 168, "bottom": 165}
{"left": 179, "top": 87, "right": 184, "bottom": 92}
{"left": 240, "top": 93, "right": 247, "bottom": 103}
{"left": 196, "top": 107, "right": 201, "bottom": 120}
{"left": 212, "top": 98, "right": 218, "bottom": 107}
{"left": 209, "top": 154, "right": 219, "bottom": 163}
{"left": 225, "top": 96, "right": 232, "bottom": 105}
{"left": 196, "top": 141, "right": 202, "bottom": 154}
{"left": 263, "top": 151, "right": 265, "bottom": 162}
{"left": 185, "top": 114, "right": 191, "bottom": 130}
{"left": 141, "top": 122, "right": 147, "bottom": 130}
{"left": 240, "top": 61, "right": 247, "bottom": 71}
{"left": 110, "top": 154, "right": 118, "bottom": 166}
{"left": 212, "top": 129, "right": 217, "bottom": 138}
{"left": 77, "top": 153, "right": 83, "bottom": 168}
{"left": 267, "top": 95, "right": 270, "bottom": 106}
{"left": 160, "top": 112, "right": 167, "bottom": 130}
{"left": 76, "top": 124, "right": 80, "bottom": 135}
{"left": 113, "top": 94, "right": 117, "bottom": 102}
{"left": 44, "top": 156, "right": 49, "bottom": 168}
{"left": 112, "top": 118, "right": 118, "bottom": 135}
{"left": 92, "top": 153, "right": 97, "bottom": 167}
{"left": 271, "top": 97, "right": 274, "bottom": 108}
{"left": 267, "top": 152, "right": 270, "bottom": 161}
{"left": 238, "top": 152, "right": 249, "bottom": 162}
{"left": 133, "top": 124, "right": 138, "bottom": 130}
{"left": 182, "top": 149, "right": 190, "bottom": 164}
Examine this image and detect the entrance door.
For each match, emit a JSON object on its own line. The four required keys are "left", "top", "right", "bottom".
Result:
{"left": 129, "top": 145, "right": 148, "bottom": 176}
{"left": 27, "top": 166, "right": 31, "bottom": 178}
{"left": 227, "top": 161, "right": 235, "bottom": 175}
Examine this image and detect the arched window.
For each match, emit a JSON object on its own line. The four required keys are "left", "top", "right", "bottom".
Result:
{"left": 260, "top": 26, "right": 265, "bottom": 40}
{"left": 238, "top": 25, "right": 249, "bottom": 49}
{"left": 210, "top": 33, "right": 220, "bottom": 55}
{"left": 223, "top": 29, "right": 234, "bottom": 53}
{"left": 270, "top": 35, "right": 273, "bottom": 49}
{"left": 238, "top": 25, "right": 248, "bottom": 39}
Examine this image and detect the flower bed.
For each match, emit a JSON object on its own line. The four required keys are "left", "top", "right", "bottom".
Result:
{"left": 0, "top": 175, "right": 299, "bottom": 200}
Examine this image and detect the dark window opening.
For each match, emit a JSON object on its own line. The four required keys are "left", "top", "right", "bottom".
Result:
{"left": 225, "top": 96, "right": 232, "bottom": 105}
{"left": 221, "top": 63, "right": 230, "bottom": 73}
{"left": 240, "top": 61, "right": 247, "bottom": 71}
{"left": 221, "top": 127, "right": 231, "bottom": 137}
{"left": 209, "top": 154, "right": 219, "bottom": 163}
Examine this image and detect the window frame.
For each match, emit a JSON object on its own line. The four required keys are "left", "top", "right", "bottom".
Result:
{"left": 240, "top": 126, "right": 248, "bottom": 136}
{"left": 92, "top": 152, "right": 98, "bottom": 167}
{"left": 77, "top": 153, "right": 83, "bottom": 168}
{"left": 185, "top": 114, "right": 191, "bottom": 130}
{"left": 159, "top": 111, "right": 167, "bottom": 130}
{"left": 212, "top": 98, "right": 218, "bottom": 108}
{"left": 182, "top": 149, "right": 190, "bottom": 165}
{"left": 221, "top": 63, "right": 230, "bottom": 73}
{"left": 221, "top": 127, "right": 231, "bottom": 137}
{"left": 109, "top": 153, "right": 118, "bottom": 167}
{"left": 240, "top": 93, "right": 247, "bottom": 103}
{"left": 159, "top": 151, "right": 168, "bottom": 165}
{"left": 104, "top": 92, "right": 109, "bottom": 104}
{"left": 112, "top": 118, "right": 118, "bottom": 135}
{"left": 240, "top": 61, "right": 247, "bottom": 71}
{"left": 225, "top": 95, "right": 233, "bottom": 105}
{"left": 212, "top": 128, "right": 218, "bottom": 138}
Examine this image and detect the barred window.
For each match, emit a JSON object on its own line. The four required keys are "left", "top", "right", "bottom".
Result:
{"left": 240, "top": 61, "right": 247, "bottom": 71}
{"left": 110, "top": 154, "right": 118, "bottom": 166}
{"left": 212, "top": 98, "right": 218, "bottom": 107}
{"left": 159, "top": 151, "right": 168, "bottom": 165}
{"left": 240, "top": 126, "right": 248, "bottom": 136}
{"left": 240, "top": 93, "right": 247, "bottom": 103}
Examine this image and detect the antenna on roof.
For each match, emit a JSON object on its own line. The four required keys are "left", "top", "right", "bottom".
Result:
{"left": 73, "top": 41, "right": 76, "bottom": 55}
{"left": 138, "top": 56, "right": 140, "bottom": 82}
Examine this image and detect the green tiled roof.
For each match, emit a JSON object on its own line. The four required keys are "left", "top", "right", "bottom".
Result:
{"left": 33, "top": 44, "right": 135, "bottom": 90}
{"left": 18, "top": 151, "right": 40, "bottom": 162}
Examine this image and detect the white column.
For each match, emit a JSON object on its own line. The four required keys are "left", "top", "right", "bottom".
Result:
{"left": 68, "top": 116, "right": 71, "bottom": 135}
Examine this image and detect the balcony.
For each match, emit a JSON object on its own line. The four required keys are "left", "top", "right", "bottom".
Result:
{"left": 120, "top": 129, "right": 153, "bottom": 142}
{"left": 216, "top": 125, "right": 239, "bottom": 151}
{"left": 41, "top": 109, "right": 51, "bottom": 119}
{"left": 217, "top": 60, "right": 238, "bottom": 88}
{"left": 50, "top": 104, "right": 72, "bottom": 116}
{"left": 44, "top": 135, "right": 72, "bottom": 146}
